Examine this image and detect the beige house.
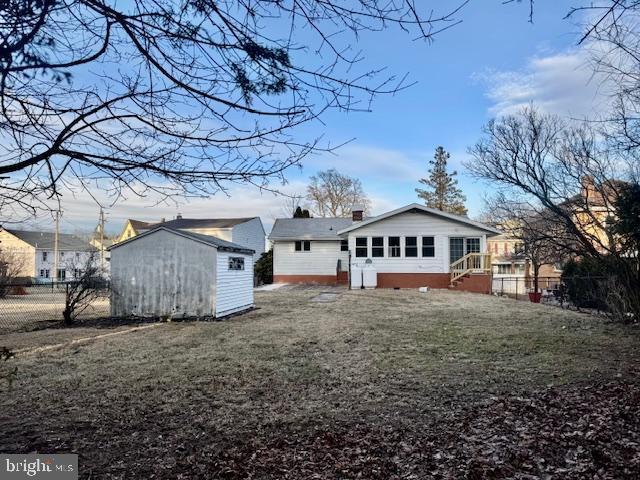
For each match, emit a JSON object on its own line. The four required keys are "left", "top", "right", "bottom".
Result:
{"left": 0, "top": 228, "right": 94, "bottom": 282}
{"left": 115, "top": 215, "right": 265, "bottom": 261}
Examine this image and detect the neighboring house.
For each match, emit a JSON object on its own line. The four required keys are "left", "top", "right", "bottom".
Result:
{"left": 0, "top": 228, "right": 95, "bottom": 282}
{"left": 269, "top": 203, "right": 501, "bottom": 292}
{"left": 115, "top": 215, "right": 265, "bottom": 260}
{"left": 109, "top": 226, "right": 255, "bottom": 318}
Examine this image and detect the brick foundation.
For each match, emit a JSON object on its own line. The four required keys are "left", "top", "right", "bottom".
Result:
{"left": 375, "top": 272, "right": 492, "bottom": 294}
{"left": 450, "top": 274, "right": 492, "bottom": 294}
{"left": 337, "top": 271, "right": 349, "bottom": 284}
{"left": 273, "top": 274, "right": 339, "bottom": 285}
{"left": 376, "top": 273, "right": 451, "bottom": 289}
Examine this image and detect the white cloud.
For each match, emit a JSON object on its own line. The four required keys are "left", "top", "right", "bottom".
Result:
{"left": 37, "top": 181, "right": 309, "bottom": 235}
{"left": 477, "top": 48, "right": 613, "bottom": 119}
{"left": 305, "top": 144, "right": 425, "bottom": 183}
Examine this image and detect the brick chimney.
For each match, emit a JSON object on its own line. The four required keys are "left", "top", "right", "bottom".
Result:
{"left": 580, "top": 176, "right": 596, "bottom": 201}
{"left": 351, "top": 206, "right": 363, "bottom": 222}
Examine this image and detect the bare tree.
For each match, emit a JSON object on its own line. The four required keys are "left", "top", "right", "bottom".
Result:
{"left": 306, "top": 169, "right": 371, "bottom": 217}
{"left": 468, "top": 106, "right": 639, "bottom": 318}
{"left": 0, "top": 247, "right": 26, "bottom": 298}
{"left": 0, "top": 0, "right": 476, "bottom": 219}
{"left": 62, "top": 251, "right": 108, "bottom": 325}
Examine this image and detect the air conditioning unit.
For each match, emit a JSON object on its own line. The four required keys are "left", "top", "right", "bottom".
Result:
{"left": 351, "top": 267, "right": 363, "bottom": 289}
{"left": 362, "top": 260, "right": 377, "bottom": 289}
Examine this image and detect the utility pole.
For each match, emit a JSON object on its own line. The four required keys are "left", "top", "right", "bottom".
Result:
{"left": 99, "top": 208, "right": 105, "bottom": 270}
{"left": 53, "top": 210, "right": 60, "bottom": 283}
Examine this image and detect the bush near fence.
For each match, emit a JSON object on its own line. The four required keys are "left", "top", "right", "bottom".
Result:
{"left": 0, "top": 282, "right": 110, "bottom": 334}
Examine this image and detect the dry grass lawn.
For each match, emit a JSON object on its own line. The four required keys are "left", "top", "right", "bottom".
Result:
{"left": 1, "top": 287, "right": 639, "bottom": 479}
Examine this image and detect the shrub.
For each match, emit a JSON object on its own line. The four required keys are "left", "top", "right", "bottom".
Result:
{"left": 562, "top": 256, "right": 640, "bottom": 321}
{"left": 255, "top": 249, "right": 273, "bottom": 285}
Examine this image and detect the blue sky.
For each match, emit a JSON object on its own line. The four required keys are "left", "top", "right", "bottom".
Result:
{"left": 41, "top": 2, "right": 605, "bottom": 235}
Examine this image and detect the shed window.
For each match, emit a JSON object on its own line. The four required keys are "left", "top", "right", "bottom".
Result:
{"left": 422, "top": 236, "right": 435, "bottom": 257}
{"left": 355, "top": 237, "right": 368, "bottom": 258}
{"left": 340, "top": 239, "right": 348, "bottom": 252}
{"left": 405, "top": 237, "right": 418, "bottom": 257}
{"left": 372, "top": 237, "right": 384, "bottom": 257}
{"left": 295, "top": 240, "right": 310, "bottom": 252}
{"left": 388, "top": 237, "right": 401, "bottom": 257}
{"left": 228, "top": 257, "right": 245, "bottom": 270}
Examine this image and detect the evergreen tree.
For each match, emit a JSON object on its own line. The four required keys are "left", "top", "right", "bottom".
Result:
{"left": 293, "top": 206, "right": 311, "bottom": 218}
{"left": 416, "top": 146, "right": 467, "bottom": 215}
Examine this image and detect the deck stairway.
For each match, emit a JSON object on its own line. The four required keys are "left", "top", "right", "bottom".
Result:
{"left": 450, "top": 253, "right": 492, "bottom": 287}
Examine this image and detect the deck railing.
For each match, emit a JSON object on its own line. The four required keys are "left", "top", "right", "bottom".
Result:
{"left": 450, "top": 253, "right": 492, "bottom": 284}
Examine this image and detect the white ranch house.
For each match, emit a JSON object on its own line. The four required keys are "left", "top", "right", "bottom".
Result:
{"left": 269, "top": 203, "right": 501, "bottom": 292}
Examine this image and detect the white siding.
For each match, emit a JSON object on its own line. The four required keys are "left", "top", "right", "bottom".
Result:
{"left": 273, "top": 241, "right": 342, "bottom": 276}
{"left": 216, "top": 251, "right": 254, "bottom": 316}
{"left": 347, "top": 211, "right": 489, "bottom": 273}
{"left": 232, "top": 218, "right": 266, "bottom": 261}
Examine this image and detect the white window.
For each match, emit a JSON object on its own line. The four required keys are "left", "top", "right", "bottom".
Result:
{"left": 405, "top": 237, "right": 418, "bottom": 257}
{"left": 371, "top": 237, "right": 384, "bottom": 257}
{"left": 355, "top": 237, "right": 368, "bottom": 257}
{"left": 45, "top": 269, "right": 50, "bottom": 278}
{"left": 228, "top": 257, "right": 245, "bottom": 270}
{"left": 422, "top": 237, "right": 435, "bottom": 257}
{"left": 388, "top": 237, "right": 401, "bottom": 257}
{"left": 57, "top": 269, "right": 66, "bottom": 280}
{"left": 42, "top": 251, "right": 47, "bottom": 262}
{"left": 39, "top": 269, "right": 45, "bottom": 277}
{"left": 496, "top": 264, "right": 511, "bottom": 274}
{"left": 340, "top": 239, "right": 348, "bottom": 252}
{"left": 295, "top": 240, "right": 310, "bottom": 252}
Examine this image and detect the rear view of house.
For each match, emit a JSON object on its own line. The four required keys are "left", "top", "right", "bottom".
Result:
{"left": 269, "top": 203, "right": 501, "bottom": 292}
{"left": 109, "top": 226, "right": 255, "bottom": 318}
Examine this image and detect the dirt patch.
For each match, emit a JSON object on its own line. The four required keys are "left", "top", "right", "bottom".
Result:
{"left": 1, "top": 288, "right": 639, "bottom": 479}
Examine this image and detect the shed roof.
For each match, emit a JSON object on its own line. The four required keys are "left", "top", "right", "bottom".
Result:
{"left": 109, "top": 226, "right": 255, "bottom": 254}
{"left": 269, "top": 217, "right": 354, "bottom": 241}
{"left": 3, "top": 229, "right": 94, "bottom": 251}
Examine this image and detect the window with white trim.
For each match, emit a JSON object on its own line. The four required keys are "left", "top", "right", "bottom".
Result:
{"left": 355, "top": 237, "right": 368, "bottom": 257}
{"left": 405, "top": 237, "right": 418, "bottom": 257}
{"left": 295, "top": 240, "right": 311, "bottom": 252}
{"left": 228, "top": 257, "right": 245, "bottom": 270}
{"left": 340, "top": 239, "right": 348, "bottom": 252}
{"left": 372, "top": 237, "right": 384, "bottom": 257}
{"left": 422, "top": 236, "right": 435, "bottom": 257}
{"left": 388, "top": 236, "right": 401, "bottom": 257}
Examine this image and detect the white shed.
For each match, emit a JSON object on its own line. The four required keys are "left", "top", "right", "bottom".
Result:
{"left": 108, "top": 226, "right": 255, "bottom": 319}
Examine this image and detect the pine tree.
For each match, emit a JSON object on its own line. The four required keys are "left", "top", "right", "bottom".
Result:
{"left": 416, "top": 146, "right": 467, "bottom": 215}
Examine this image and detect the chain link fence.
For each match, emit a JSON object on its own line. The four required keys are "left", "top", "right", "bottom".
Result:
{"left": 0, "top": 282, "right": 110, "bottom": 334}
{"left": 491, "top": 275, "right": 612, "bottom": 312}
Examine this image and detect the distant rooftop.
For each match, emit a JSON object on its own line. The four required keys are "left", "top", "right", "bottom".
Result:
{"left": 132, "top": 217, "right": 258, "bottom": 231}
{"left": 269, "top": 217, "right": 354, "bottom": 241}
{"left": 4, "top": 229, "right": 94, "bottom": 251}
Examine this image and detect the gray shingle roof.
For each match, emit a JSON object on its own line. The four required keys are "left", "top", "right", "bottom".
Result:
{"left": 5, "top": 229, "right": 94, "bottom": 251}
{"left": 269, "top": 218, "right": 353, "bottom": 241}
{"left": 109, "top": 226, "right": 255, "bottom": 254}
{"left": 135, "top": 217, "right": 257, "bottom": 231}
